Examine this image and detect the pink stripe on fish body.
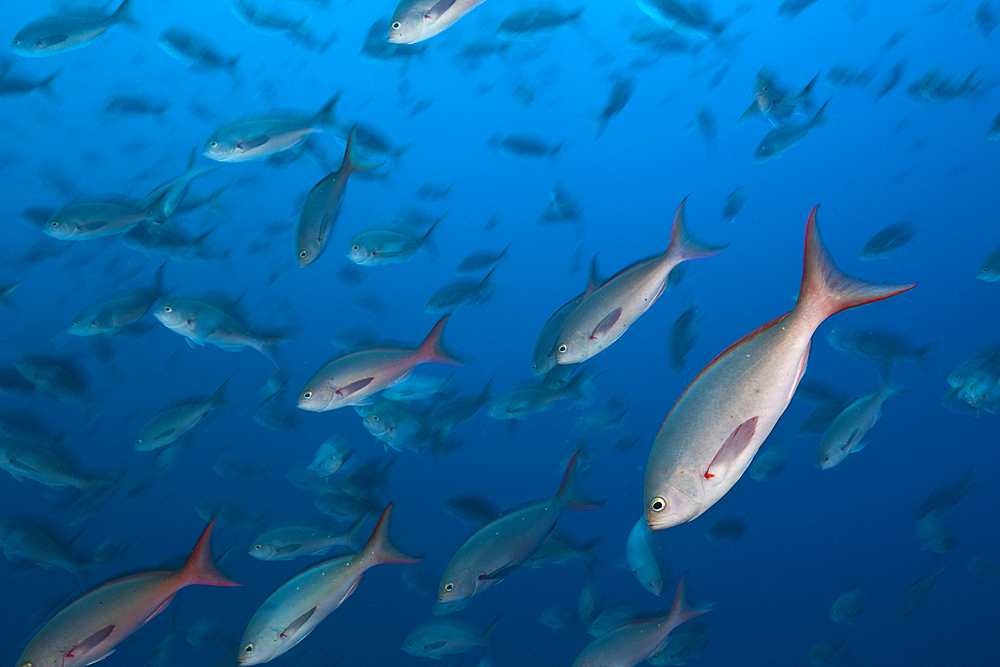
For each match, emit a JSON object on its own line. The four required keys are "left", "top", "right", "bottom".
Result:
{"left": 644, "top": 207, "right": 914, "bottom": 531}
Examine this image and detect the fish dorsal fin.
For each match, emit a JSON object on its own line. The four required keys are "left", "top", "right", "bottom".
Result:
{"left": 590, "top": 308, "right": 622, "bottom": 340}
{"left": 426, "top": 0, "right": 458, "bottom": 21}
{"left": 280, "top": 607, "right": 316, "bottom": 639}
{"left": 67, "top": 624, "right": 115, "bottom": 658}
{"left": 238, "top": 135, "right": 271, "bottom": 150}
{"left": 704, "top": 416, "right": 759, "bottom": 480}
{"left": 337, "top": 377, "right": 374, "bottom": 398}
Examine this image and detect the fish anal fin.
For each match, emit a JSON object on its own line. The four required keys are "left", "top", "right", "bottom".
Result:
{"left": 590, "top": 308, "right": 622, "bottom": 340}
{"left": 705, "top": 416, "right": 759, "bottom": 480}
{"left": 337, "top": 377, "right": 374, "bottom": 398}
{"left": 144, "top": 594, "right": 176, "bottom": 624}
{"left": 281, "top": 607, "right": 316, "bottom": 639}
{"left": 67, "top": 624, "right": 115, "bottom": 658}
{"left": 338, "top": 578, "right": 361, "bottom": 605}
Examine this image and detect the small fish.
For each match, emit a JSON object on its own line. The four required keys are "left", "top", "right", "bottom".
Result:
{"left": 425, "top": 267, "right": 498, "bottom": 314}
{"left": 752, "top": 100, "right": 829, "bottom": 162}
{"left": 720, "top": 187, "right": 745, "bottom": 221}
{"left": 0, "top": 517, "right": 92, "bottom": 585}
{"left": 307, "top": 435, "right": 354, "bottom": 477}
{"left": 488, "top": 134, "right": 563, "bottom": 158}
{"left": 346, "top": 220, "right": 439, "bottom": 266}
{"left": 739, "top": 68, "right": 817, "bottom": 127}
{"left": 139, "top": 149, "right": 218, "bottom": 222}
{"left": 704, "top": 514, "right": 747, "bottom": 544}
{"left": 669, "top": 303, "right": 703, "bottom": 373}
{"left": 977, "top": 244, "right": 1000, "bottom": 281}
{"left": 497, "top": 6, "right": 584, "bottom": 41}
{"left": 436, "top": 454, "right": 601, "bottom": 613}
{"left": 645, "top": 207, "right": 914, "bottom": 530}
{"left": 44, "top": 201, "right": 156, "bottom": 241}
{"left": 238, "top": 506, "right": 418, "bottom": 665}
{"left": 625, "top": 517, "right": 664, "bottom": 596}
{"left": 296, "top": 128, "right": 384, "bottom": 267}
{"left": 808, "top": 636, "right": 849, "bottom": 666}
{"left": 204, "top": 94, "right": 340, "bottom": 162}
{"left": 456, "top": 244, "right": 510, "bottom": 273}
{"left": 915, "top": 467, "right": 975, "bottom": 519}
{"left": 389, "top": 0, "right": 487, "bottom": 44}
{"left": 248, "top": 518, "right": 366, "bottom": 561}
{"left": 635, "top": 0, "right": 726, "bottom": 40}
{"left": 136, "top": 378, "right": 229, "bottom": 451}
{"left": 897, "top": 562, "right": 946, "bottom": 621}
{"left": 157, "top": 28, "right": 240, "bottom": 76}
{"left": 0, "top": 70, "right": 60, "bottom": 99}
{"left": 442, "top": 493, "right": 500, "bottom": 526}
{"left": 748, "top": 445, "right": 789, "bottom": 482}
{"left": 859, "top": 221, "right": 915, "bottom": 259}
{"left": 154, "top": 298, "right": 282, "bottom": 367}
{"left": 298, "top": 317, "right": 463, "bottom": 412}
{"left": 11, "top": 0, "right": 134, "bottom": 57}
{"left": 15, "top": 355, "right": 89, "bottom": 405}
{"left": 826, "top": 328, "right": 936, "bottom": 368}
{"left": 874, "top": 59, "right": 906, "bottom": 102}
{"left": 596, "top": 77, "right": 635, "bottom": 138}
{"left": 16, "top": 522, "right": 239, "bottom": 667}
{"left": 777, "top": 0, "right": 819, "bottom": 19}
{"left": 828, "top": 586, "right": 865, "bottom": 625}
{"left": 68, "top": 264, "right": 165, "bottom": 336}
{"left": 0, "top": 280, "right": 23, "bottom": 312}
{"left": 815, "top": 372, "right": 909, "bottom": 470}
{"left": 401, "top": 616, "right": 498, "bottom": 659}
{"left": 554, "top": 200, "right": 723, "bottom": 365}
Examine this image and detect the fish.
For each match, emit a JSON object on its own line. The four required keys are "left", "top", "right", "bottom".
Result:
{"left": 596, "top": 77, "right": 635, "bottom": 138}
{"left": 859, "top": 221, "right": 915, "bottom": 259}
{"left": 135, "top": 377, "right": 230, "bottom": 451}
{"left": 635, "top": 0, "right": 726, "bottom": 40}
{"left": 645, "top": 206, "right": 915, "bottom": 530}
{"left": 442, "top": 493, "right": 500, "bottom": 526}
{"left": 382, "top": 372, "right": 454, "bottom": 401}
{"left": 15, "top": 355, "right": 89, "bottom": 405}
{"left": 0, "top": 517, "right": 92, "bottom": 585}
{"left": 874, "top": 59, "right": 906, "bottom": 102}
{"left": 104, "top": 95, "right": 170, "bottom": 116}
{"left": 748, "top": 444, "right": 789, "bottom": 482}
{"left": 400, "top": 616, "right": 498, "bottom": 659}
{"left": 11, "top": 0, "right": 134, "bottom": 57}
{"left": 915, "top": 467, "right": 975, "bottom": 519}
{"left": 44, "top": 201, "right": 157, "bottom": 241}
{"left": 752, "top": 100, "right": 829, "bottom": 162}
{"left": 139, "top": 148, "right": 218, "bottom": 222}
{"left": 157, "top": 29, "right": 240, "bottom": 76}
{"left": 346, "top": 220, "right": 439, "bottom": 266}
{"left": 814, "top": 373, "right": 910, "bottom": 470}
{"left": 554, "top": 200, "right": 724, "bottom": 365}
{"left": 306, "top": 435, "right": 354, "bottom": 477}
{"left": 68, "top": 264, "right": 165, "bottom": 336}
{"left": 897, "top": 562, "right": 946, "bottom": 620}
{"left": 625, "top": 517, "right": 664, "bottom": 596}
{"left": 826, "top": 327, "right": 936, "bottom": 368}
{"left": 487, "top": 374, "right": 588, "bottom": 421}
{"left": 488, "top": 134, "right": 563, "bottom": 158}
{"left": 497, "top": 6, "right": 585, "bottom": 40}
{"left": 704, "top": 515, "right": 746, "bottom": 544}
{"left": 905, "top": 68, "right": 986, "bottom": 104}
{"left": 669, "top": 303, "right": 702, "bottom": 373}
{"left": 828, "top": 586, "right": 865, "bottom": 625}
{"left": 155, "top": 298, "right": 281, "bottom": 366}
{"left": 120, "top": 223, "right": 225, "bottom": 262}
{"left": 739, "top": 69, "right": 817, "bottom": 128}
{"left": 16, "top": 521, "right": 238, "bottom": 667}
{"left": 915, "top": 514, "right": 958, "bottom": 553}
{"left": 238, "top": 506, "right": 419, "bottom": 665}
{"left": 359, "top": 16, "right": 428, "bottom": 63}
{"left": 248, "top": 518, "right": 366, "bottom": 561}
{"left": 0, "top": 70, "right": 60, "bottom": 99}
{"left": 977, "top": 244, "right": 1000, "bottom": 281}
{"left": 425, "top": 267, "right": 498, "bottom": 314}
{"left": 204, "top": 94, "right": 340, "bottom": 162}
{"left": 570, "top": 575, "right": 712, "bottom": 667}
{"left": 298, "top": 316, "right": 463, "bottom": 412}
{"left": 296, "top": 127, "right": 384, "bottom": 267}
{"left": 645, "top": 621, "right": 711, "bottom": 665}
{"left": 359, "top": 400, "right": 432, "bottom": 453}
{"left": 807, "top": 636, "right": 849, "bottom": 666}
{"left": 777, "top": 0, "right": 820, "bottom": 20}
{"left": 720, "top": 188, "right": 744, "bottom": 222}
{"left": 456, "top": 244, "right": 511, "bottom": 273}
{"left": 388, "top": 0, "right": 488, "bottom": 44}
{"left": 435, "top": 453, "right": 601, "bottom": 613}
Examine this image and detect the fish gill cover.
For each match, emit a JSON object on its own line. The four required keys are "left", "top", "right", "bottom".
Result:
{"left": 0, "top": 0, "right": 998, "bottom": 666}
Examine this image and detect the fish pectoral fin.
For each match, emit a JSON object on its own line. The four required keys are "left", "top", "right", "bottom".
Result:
{"left": 155, "top": 427, "right": 176, "bottom": 440}
{"left": 280, "top": 607, "right": 317, "bottom": 639}
{"left": 840, "top": 429, "right": 861, "bottom": 451}
{"left": 479, "top": 560, "right": 519, "bottom": 582}
{"left": 590, "top": 308, "right": 622, "bottom": 340}
{"left": 238, "top": 135, "right": 271, "bottom": 150}
{"left": 426, "top": 0, "right": 458, "bottom": 21}
{"left": 424, "top": 640, "right": 448, "bottom": 650}
{"left": 704, "top": 416, "right": 759, "bottom": 480}
{"left": 67, "top": 624, "right": 115, "bottom": 658}
{"left": 338, "top": 377, "right": 374, "bottom": 398}
{"left": 275, "top": 543, "right": 302, "bottom": 554}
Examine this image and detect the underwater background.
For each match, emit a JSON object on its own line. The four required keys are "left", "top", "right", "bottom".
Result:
{"left": 1, "top": 0, "right": 999, "bottom": 665}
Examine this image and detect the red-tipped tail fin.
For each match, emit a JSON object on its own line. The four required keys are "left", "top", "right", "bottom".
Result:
{"left": 666, "top": 198, "right": 728, "bottom": 263}
{"left": 416, "top": 316, "right": 465, "bottom": 366}
{"left": 362, "top": 505, "right": 422, "bottom": 566}
{"left": 556, "top": 451, "right": 604, "bottom": 511}
{"left": 799, "top": 206, "right": 916, "bottom": 321}
{"left": 667, "top": 573, "right": 714, "bottom": 631}
{"left": 180, "top": 520, "right": 241, "bottom": 587}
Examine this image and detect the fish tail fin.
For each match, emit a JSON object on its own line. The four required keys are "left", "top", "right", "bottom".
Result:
{"left": 40, "top": 70, "right": 61, "bottom": 102}
{"left": 180, "top": 520, "right": 241, "bottom": 587}
{"left": 114, "top": 0, "right": 139, "bottom": 26}
{"left": 667, "top": 573, "right": 715, "bottom": 630}
{"left": 313, "top": 91, "right": 341, "bottom": 126}
{"left": 362, "top": 505, "right": 421, "bottom": 565}
{"left": 210, "top": 374, "right": 232, "bottom": 406}
{"left": 797, "top": 206, "right": 915, "bottom": 322}
{"left": 150, "top": 262, "right": 167, "bottom": 299}
{"left": 417, "top": 316, "right": 465, "bottom": 366}
{"left": 344, "top": 127, "right": 386, "bottom": 174}
{"left": 913, "top": 340, "right": 940, "bottom": 372}
{"left": 422, "top": 218, "right": 441, "bottom": 262}
{"left": 556, "top": 451, "right": 604, "bottom": 511}
{"left": 666, "top": 198, "right": 727, "bottom": 264}
{"left": 809, "top": 99, "right": 831, "bottom": 128}
{"left": 257, "top": 337, "right": 282, "bottom": 368}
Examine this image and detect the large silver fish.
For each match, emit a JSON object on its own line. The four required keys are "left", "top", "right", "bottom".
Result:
{"left": 645, "top": 207, "right": 915, "bottom": 530}
{"left": 67, "top": 264, "right": 164, "bottom": 336}
{"left": 136, "top": 377, "right": 230, "bottom": 451}
{"left": 389, "top": 0, "right": 487, "bottom": 44}
{"left": 11, "top": 0, "right": 134, "bottom": 57}
{"left": 238, "top": 506, "right": 419, "bottom": 665}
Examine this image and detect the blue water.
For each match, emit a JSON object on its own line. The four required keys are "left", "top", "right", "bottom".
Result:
{"left": 2, "top": 0, "right": 999, "bottom": 665}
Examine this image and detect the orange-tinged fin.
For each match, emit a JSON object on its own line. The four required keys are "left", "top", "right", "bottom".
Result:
{"left": 416, "top": 316, "right": 465, "bottom": 366}
{"left": 556, "top": 452, "right": 604, "bottom": 511}
{"left": 704, "top": 416, "right": 758, "bottom": 479}
{"left": 67, "top": 625, "right": 114, "bottom": 658}
{"left": 180, "top": 520, "right": 241, "bottom": 587}
{"left": 281, "top": 607, "right": 316, "bottom": 638}
{"left": 362, "top": 505, "right": 422, "bottom": 565}
{"left": 666, "top": 573, "right": 714, "bottom": 634}
{"left": 343, "top": 127, "right": 386, "bottom": 175}
{"left": 665, "top": 198, "right": 728, "bottom": 263}
{"left": 143, "top": 594, "right": 176, "bottom": 624}
{"left": 799, "top": 206, "right": 916, "bottom": 319}
{"left": 590, "top": 308, "right": 622, "bottom": 340}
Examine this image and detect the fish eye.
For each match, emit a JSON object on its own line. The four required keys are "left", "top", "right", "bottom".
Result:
{"left": 650, "top": 497, "right": 666, "bottom": 512}
{"left": 299, "top": 250, "right": 308, "bottom": 259}
{"left": 209, "top": 141, "right": 218, "bottom": 148}
{"left": 303, "top": 391, "right": 313, "bottom": 399}
{"left": 371, "top": 415, "right": 379, "bottom": 421}
{"left": 163, "top": 306, "right": 172, "bottom": 313}
{"left": 49, "top": 220, "right": 59, "bottom": 227}
{"left": 253, "top": 544, "right": 262, "bottom": 550}
{"left": 443, "top": 582, "right": 454, "bottom": 592}
{"left": 558, "top": 344, "right": 568, "bottom": 354}
{"left": 392, "top": 21, "right": 401, "bottom": 30}
{"left": 243, "top": 644, "right": 254, "bottom": 654}
{"left": 352, "top": 245, "right": 359, "bottom": 251}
